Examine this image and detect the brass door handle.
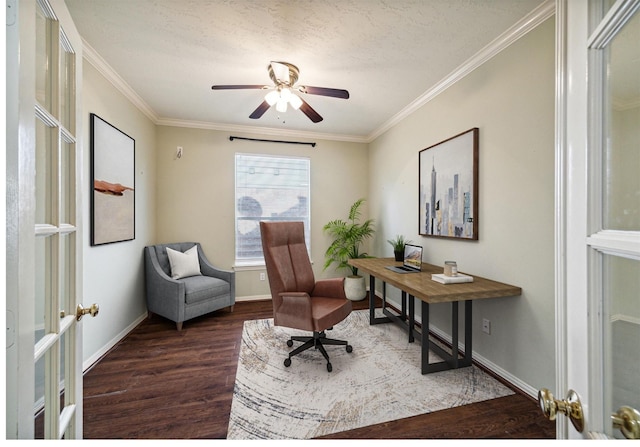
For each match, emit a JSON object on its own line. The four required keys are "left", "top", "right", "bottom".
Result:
{"left": 76, "top": 303, "right": 99, "bottom": 321}
{"left": 538, "top": 388, "right": 585, "bottom": 433}
{"left": 612, "top": 406, "right": 640, "bottom": 439}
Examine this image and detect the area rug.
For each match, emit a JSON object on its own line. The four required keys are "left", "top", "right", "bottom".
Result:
{"left": 227, "top": 309, "right": 514, "bottom": 439}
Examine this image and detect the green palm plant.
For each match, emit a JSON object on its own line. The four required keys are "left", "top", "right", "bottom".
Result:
{"left": 323, "top": 198, "right": 375, "bottom": 276}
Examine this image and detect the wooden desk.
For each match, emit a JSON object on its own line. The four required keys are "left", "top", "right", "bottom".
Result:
{"left": 349, "top": 257, "right": 522, "bottom": 374}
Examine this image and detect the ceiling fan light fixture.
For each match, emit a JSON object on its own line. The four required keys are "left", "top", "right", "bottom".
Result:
{"left": 289, "top": 93, "right": 303, "bottom": 110}
{"left": 280, "top": 87, "right": 292, "bottom": 101}
{"left": 276, "top": 98, "right": 288, "bottom": 113}
{"left": 265, "top": 90, "right": 280, "bottom": 106}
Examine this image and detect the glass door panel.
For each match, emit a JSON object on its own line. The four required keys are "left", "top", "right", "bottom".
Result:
{"left": 35, "top": 2, "right": 53, "bottom": 114}
{"left": 59, "top": 39, "right": 75, "bottom": 132}
{"left": 605, "top": 9, "right": 640, "bottom": 231}
{"left": 60, "top": 138, "right": 74, "bottom": 225}
{"left": 36, "top": 117, "right": 54, "bottom": 225}
{"left": 604, "top": 255, "right": 640, "bottom": 439}
{"left": 35, "top": 235, "right": 52, "bottom": 345}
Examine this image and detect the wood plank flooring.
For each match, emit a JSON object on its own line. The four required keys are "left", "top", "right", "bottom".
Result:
{"left": 41, "top": 297, "right": 555, "bottom": 439}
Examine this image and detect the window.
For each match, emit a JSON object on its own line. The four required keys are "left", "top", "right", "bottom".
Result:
{"left": 235, "top": 153, "right": 310, "bottom": 264}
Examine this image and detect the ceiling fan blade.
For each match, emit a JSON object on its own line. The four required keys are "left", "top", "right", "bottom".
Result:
{"left": 298, "top": 98, "right": 323, "bottom": 123}
{"left": 211, "top": 85, "right": 267, "bottom": 90}
{"left": 298, "top": 85, "right": 349, "bottom": 99}
{"left": 249, "top": 100, "right": 271, "bottom": 119}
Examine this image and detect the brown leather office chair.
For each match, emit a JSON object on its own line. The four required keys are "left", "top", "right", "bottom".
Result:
{"left": 260, "top": 221, "right": 353, "bottom": 372}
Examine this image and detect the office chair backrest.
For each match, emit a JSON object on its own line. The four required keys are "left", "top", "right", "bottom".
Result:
{"left": 260, "top": 221, "right": 315, "bottom": 304}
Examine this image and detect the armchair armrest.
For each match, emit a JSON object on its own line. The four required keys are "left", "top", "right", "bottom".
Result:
{"left": 196, "top": 245, "right": 235, "bottom": 306}
{"left": 312, "top": 277, "right": 346, "bottom": 299}
{"left": 197, "top": 245, "right": 235, "bottom": 283}
{"left": 144, "top": 247, "right": 186, "bottom": 322}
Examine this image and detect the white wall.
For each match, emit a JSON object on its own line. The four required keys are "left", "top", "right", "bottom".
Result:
{"left": 368, "top": 18, "right": 556, "bottom": 393}
{"left": 154, "top": 126, "right": 369, "bottom": 298}
{"left": 81, "top": 62, "right": 157, "bottom": 367}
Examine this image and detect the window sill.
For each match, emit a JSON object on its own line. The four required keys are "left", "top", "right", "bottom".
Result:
{"left": 233, "top": 262, "right": 266, "bottom": 271}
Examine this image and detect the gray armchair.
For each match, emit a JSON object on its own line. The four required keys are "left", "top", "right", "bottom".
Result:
{"left": 144, "top": 242, "right": 235, "bottom": 330}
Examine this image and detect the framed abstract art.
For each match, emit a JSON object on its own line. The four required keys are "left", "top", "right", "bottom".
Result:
{"left": 90, "top": 113, "right": 135, "bottom": 245}
{"left": 418, "top": 128, "right": 479, "bottom": 240}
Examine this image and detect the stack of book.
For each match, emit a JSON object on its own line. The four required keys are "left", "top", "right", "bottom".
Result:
{"left": 431, "top": 273, "right": 474, "bottom": 284}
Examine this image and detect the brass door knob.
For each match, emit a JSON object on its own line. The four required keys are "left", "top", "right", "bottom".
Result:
{"left": 76, "top": 303, "right": 99, "bottom": 321}
{"left": 612, "top": 406, "right": 640, "bottom": 439}
{"left": 538, "top": 388, "right": 585, "bottom": 433}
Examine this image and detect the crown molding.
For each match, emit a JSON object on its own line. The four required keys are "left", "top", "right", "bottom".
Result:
{"left": 83, "top": 39, "right": 366, "bottom": 143}
{"left": 366, "top": 0, "right": 556, "bottom": 142}
{"left": 155, "top": 117, "right": 368, "bottom": 144}
{"left": 82, "top": 39, "right": 159, "bottom": 123}
{"left": 81, "top": 0, "right": 555, "bottom": 145}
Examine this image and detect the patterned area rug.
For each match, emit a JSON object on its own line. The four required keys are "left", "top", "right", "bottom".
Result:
{"left": 227, "top": 309, "right": 514, "bottom": 439}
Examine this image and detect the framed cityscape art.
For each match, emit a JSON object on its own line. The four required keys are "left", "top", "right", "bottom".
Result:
{"left": 418, "top": 128, "right": 479, "bottom": 240}
{"left": 90, "top": 113, "right": 135, "bottom": 245}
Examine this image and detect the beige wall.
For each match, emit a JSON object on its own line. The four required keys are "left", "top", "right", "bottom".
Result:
{"left": 368, "top": 18, "right": 556, "bottom": 392}
{"left": 79, "top": 14, "right": 557, "bottom": 395}
{"left": 154, "top": 126, "right": 369, "bottom": 298}
{"left": 82, "top": 62, "right": 157, "bottom": 366}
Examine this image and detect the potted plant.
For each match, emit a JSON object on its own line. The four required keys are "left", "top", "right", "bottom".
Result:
{"left": 387, "top": 235, "right": 412, "bottom": 261}
{"left": 323, "top": 198, "right": 375, "bottom": 301}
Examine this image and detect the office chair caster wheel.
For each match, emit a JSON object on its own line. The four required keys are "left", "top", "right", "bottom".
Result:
{"left": 286, "top": 339, "right": 293, "bottom": 347}
{"left": 284, "top": 358, "right": 291, "bottom": 367}
{"left": 346, "top": 345, "right": 353, "bottom": 353}
{"left": 327, "top": 362, "right": 332, "bottom": 372}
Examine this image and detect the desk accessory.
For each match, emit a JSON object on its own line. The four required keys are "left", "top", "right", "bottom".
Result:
{"left": 444, "top": 261, "right": 458, "bottom": 276}
{"left": 431, "top": 273, "right": 474, "bottom": 284}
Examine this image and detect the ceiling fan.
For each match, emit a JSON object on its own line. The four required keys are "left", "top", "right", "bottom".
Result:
{"left": 211, "top": 61, "right": 349, "bottom": 123}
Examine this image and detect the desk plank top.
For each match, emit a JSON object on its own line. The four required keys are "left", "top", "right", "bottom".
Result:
{"left": 349, "top": 257, "right": 521, "bottom": 304}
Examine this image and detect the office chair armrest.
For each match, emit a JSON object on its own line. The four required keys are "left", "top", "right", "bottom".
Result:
{"left": 312, "top": 277, "right": 347, "bottom": 299}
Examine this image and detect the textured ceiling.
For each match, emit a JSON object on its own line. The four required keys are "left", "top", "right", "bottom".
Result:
{"left": 65, "top": 0, "right": 548, "bottom": 141}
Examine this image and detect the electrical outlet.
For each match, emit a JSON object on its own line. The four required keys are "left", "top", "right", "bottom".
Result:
{"left": 482, "top": 318, "right": 491, "bottom": 335}
{"left": 260, "top": 272, "right": 266, "bottom": 281}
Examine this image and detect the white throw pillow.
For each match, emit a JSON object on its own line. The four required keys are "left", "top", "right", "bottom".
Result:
{"left": 166, "top": 245, "right": 202, "bottom": 279}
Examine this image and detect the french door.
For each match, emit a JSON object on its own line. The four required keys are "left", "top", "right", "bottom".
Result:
{"left": 548, "top": 0, "right": 640, "bottom": 439}
{"left": 6, "top": 0, "right": 88, "bottom": 439}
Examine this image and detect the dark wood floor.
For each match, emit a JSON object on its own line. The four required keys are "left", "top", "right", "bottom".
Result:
{"left": 52, "top": 298, "right": 554, "bottom": 439}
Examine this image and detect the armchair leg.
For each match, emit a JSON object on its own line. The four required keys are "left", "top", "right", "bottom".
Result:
{"left": 229, "top": 305, "right": 234, "bottom": 312}
{"left": 176, "top": 321, "right": 183, "bottom": 331}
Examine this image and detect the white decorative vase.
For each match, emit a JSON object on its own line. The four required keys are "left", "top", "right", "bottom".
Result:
{"left": 344, "top": 275, "right": 366, "bottom": 301}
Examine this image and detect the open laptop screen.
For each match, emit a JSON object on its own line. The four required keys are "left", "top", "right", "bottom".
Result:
{"left": 402, "top": 244, "right": 423, "bottom": 271}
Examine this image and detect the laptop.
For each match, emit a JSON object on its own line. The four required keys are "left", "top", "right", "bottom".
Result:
{"left": 385, "top": 244, "right": 423, "bottom": 274}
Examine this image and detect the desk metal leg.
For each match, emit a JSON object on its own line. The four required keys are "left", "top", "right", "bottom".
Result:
{"left": 408, "top": 294, "right": 415, "bottom": 343}
{"left": 451, "top": 301, "right": 459, "bottom": 368}
{"left": 369, "top": 274, "right": 391, "bottom": 325}
{"left": 421, "top": 299, "right": 473, "bottom": 374}
{"left": 464, "top": 300, "right": 472, "bottom": 364}
{"left": 421, "top": 301, "right": 431, "bottom": 373}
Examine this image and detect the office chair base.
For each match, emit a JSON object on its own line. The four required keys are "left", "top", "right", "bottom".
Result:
{"left": 284, "top": 330, "right": 352, "bottom": 372}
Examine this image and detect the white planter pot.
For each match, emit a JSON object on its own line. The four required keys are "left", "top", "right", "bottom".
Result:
{"left": 344, "top": 275, "right": 366, "bottom": 301}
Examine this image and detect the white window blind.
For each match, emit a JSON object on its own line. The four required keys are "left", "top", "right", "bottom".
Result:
{"left": 235, "top": 153, "right": 310, "bottom": 263}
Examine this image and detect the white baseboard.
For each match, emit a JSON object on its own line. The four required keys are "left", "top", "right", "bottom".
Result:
{"left": 236, "top": 294, "right": 272, "bottom": 302}
{"left": 83, "top": 312, "right": 148, "bottom": 373}
{"left": 378, "top": 292, "right": 537, "bottom": 399}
